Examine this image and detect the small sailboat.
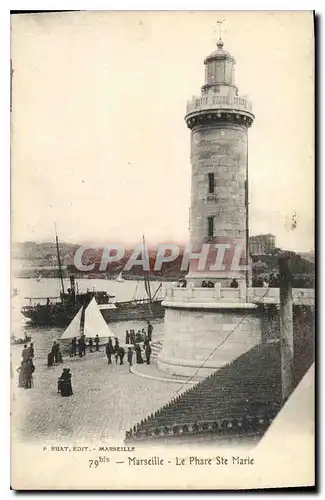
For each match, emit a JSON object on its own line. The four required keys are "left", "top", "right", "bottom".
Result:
{"left": 60, "top": 307, "right": 83, "bottom": 340}
{"left": 83, "top": 297, "right": 115, "bottom": 341}
{"left": 116, "top": 271, "right": 125, "bottom": 283}
{"left": 60, "top": 297, "right": 115, "bottom": 345}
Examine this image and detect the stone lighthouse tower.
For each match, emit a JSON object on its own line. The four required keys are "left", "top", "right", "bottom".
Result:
{"left": 184, "top": 37, "right": 254, "bottom": 286}
{"left": 158, "top": 38, "right": 261, "bottom": 378}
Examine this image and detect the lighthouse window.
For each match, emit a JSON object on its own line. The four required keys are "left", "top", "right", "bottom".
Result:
{"left": 207, "top": 216, "right": 214, "bottom": 237}
{"left": 208, "top": 173, "right": 215, "bottom": 193}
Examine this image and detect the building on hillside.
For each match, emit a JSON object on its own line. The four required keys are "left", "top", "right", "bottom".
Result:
{"left": 249, "top": 233, "right": 276, "bottom": 255}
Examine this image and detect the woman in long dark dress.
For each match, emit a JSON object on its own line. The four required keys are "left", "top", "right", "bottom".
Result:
{"left": 25, "top": 359, "right": 35, "bottom": 388}
{"left": 58, "top": 368, "right": 73, "bottom": 397}
{"left": 17, "top": 361, "right": 26, "bottom": 388}
{"left": 135, "top": 343, "right": 144, "bottom": 364}
{"left": 118, "top": 346, "right": 125, "bottom": 365}
{"left": 47, "top": 352, "right": 54, "bottom": 367}
{"left": 145, "top": 343, "right": 152, "bottom": 365}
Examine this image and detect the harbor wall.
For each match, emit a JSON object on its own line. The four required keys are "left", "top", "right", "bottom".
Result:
{"left": 158, "top": 305, "right": 261, "bottom": 377}
{"left": 158, "top": 295, "right": 315, "bottom": 379}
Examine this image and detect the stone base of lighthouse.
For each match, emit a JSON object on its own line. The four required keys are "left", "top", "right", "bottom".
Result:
{"left": 157, "top": 292, "right": 261, "bottom": 378}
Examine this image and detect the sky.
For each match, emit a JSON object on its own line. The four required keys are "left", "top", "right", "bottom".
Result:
{"left": 11, "top": 11, "right": 314, "bottom": 251}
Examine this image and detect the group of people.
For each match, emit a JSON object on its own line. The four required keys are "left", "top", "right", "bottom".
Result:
{"left": 105, "top": 337, "right": 125, "bottom": 365}
{"left": 19, "top": 320, "right": 155, "bottom": 398}
{"left": 17, "top": 342, "right": 35, "bottom": 389}
{"left": 47, "top": 341, "right": 63, "bottom": 367}
{"left": 68, "top": 335, "right": 100, "bottom": 358}
{"left": 56, "top": 322, "right": 154, "bottom": 395}
{"left": 46, "top": 341, "right": 74, "bottom": 397}
{"left": 132, "top": 342, "right": 152, "bottom": 366}
{"left": 200, "top": 278, "right": 240, "bottom": 289}
{"left": 57, "top": 368, "right": 73, "bottom": 397}
{"left": 201, "top": 280, "right": 215, "bottom": 288}
{"left": 125, "top": 322, "right": 153, "bottom": 345}
{"left": 172, "top": 278, "right": 187, "bottom": 288}
{"left": 104, "top": 322, "right": 154, "bottom": 367}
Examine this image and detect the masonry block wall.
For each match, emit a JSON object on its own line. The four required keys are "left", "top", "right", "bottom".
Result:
{"left": 158, "top": 306, "right": 261, "bottom": 377}
{"left": 190, "top": 124, "right": 247, "bottom": 243}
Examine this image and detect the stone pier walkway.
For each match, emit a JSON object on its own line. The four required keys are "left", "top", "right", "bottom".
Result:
{"left": 130, "top": 361, "right": 200, "bottom": 385}
{"left": 11, "top": 347, "right": 185, "bottom": 445}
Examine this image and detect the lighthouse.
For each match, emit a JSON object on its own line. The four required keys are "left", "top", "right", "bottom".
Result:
{"left": 184, "top": 37, "right": 254, "bottom": 286}
{"left": 158, "top": 37, "right": 261, "bottom": 378}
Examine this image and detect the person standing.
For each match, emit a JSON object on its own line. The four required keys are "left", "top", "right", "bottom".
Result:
{"left": 125, "top": 330, "right": 130, "bottom": 344}
{"left": 55, "top": 342, "right": 60, "bottom": 363}
{"left": 25, "top": 359, "right": 35, "bottom": 389}
{"left": 57, "top": 345, "right": 63, "bottom": 363}
{"left": 47, "top": 352, "right": 54, "bottom": 367}
{"left": 135, "top": 344, "right": 144, "bottom": 364}
{"left": 27, "top": 342, "right": 34, "bottom": 360}
{"left": 147, "top": 322, "right": 153, "bottom": 342}
{"left": 80, "top": 335, "right": 86, "bottom": 357}
{"left": 114, "top": 337, "right": 119, "bottom": 361}
{"left": 78, "top": 338, "right": 83, "bottom": 357}
{"left": 22, "top": 344, "right": 29, "bottom": 362}
{"left": 88, "top": 338, "right": 94, "bottom": 353}
{"left": 17, "top": 361, "right": 26, "bottom": 387}
{"left": 145, "top": 343, "right": 152, "bottom": 365}
{"left": 118, "top": 346, "right": 125, "bottom": 365}
{"left": 58, "top": 368, "right": 73, "bottom": 397}
{"left": 51, "top": 341, "right": 59, "bottom": 364}
{"left": 107, "top": 337, "right": 114, "bottom": 364}
{"left": 127, "top": 347, "right": 133, "bottom": 367}
{"left": 95, "top": 335, "right": 100, "bottom": 352}
{"left": 105, "top": 341, "right": 112, "bottom": 364}
{"left": 230, "top": 278, "right": 239, "bottom": 289}
{"left": 71, "top": 337, "right": 77, "bottom": 357}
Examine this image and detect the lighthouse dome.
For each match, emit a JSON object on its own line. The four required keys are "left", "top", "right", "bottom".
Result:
{"left": 204, "top": 38, "right": 236, "bottom": 65}
{"left": 202, "top": 38, "right": 236, "bottom": 91}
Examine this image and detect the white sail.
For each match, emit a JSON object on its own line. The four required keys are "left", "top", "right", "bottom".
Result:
{"left": 83, "top": 297, "right": 114, "bottom": 341}
{"left": 60, "top": 307, "right": 82, "bottom": 340}
{"left": 116, "top": 271, "right": 124, "bottom": 282}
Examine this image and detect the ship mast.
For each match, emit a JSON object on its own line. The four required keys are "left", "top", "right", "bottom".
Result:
{"left": 142, "top": 234, "right": 152, "bottom": 302}
{"left": 55, "top": 224, "right": 65, "bottom": 299}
